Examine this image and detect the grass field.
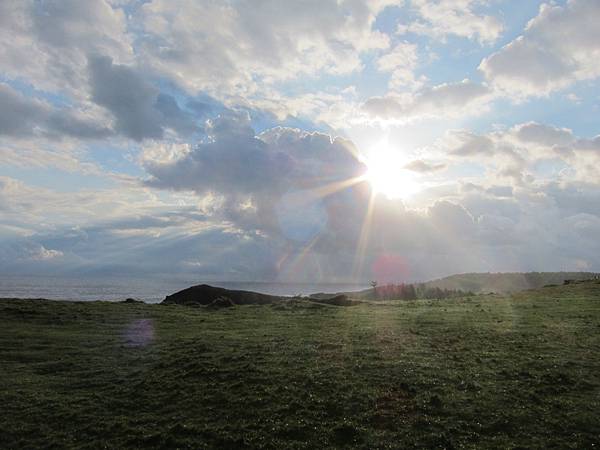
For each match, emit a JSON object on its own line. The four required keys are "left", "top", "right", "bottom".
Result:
{"left": 1, "top": 281, "right": 600, "bottom": 449}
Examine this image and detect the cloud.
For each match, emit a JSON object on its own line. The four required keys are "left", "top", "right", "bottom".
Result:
{"left": 444, "top": 130, "right": 496, "bottom": 157}
{"left": 403, "top": 159, "right": 446, "bottom": 173}
{"left": 512, "top": 122, "right": 575, "bottom": 147}
{"left": 144, "top": 111, "right": 368, "bottom": 235}
{"left": 0, "top": 1, "right": 599, "bottom": 282}
{"left": 4, "top": 155, "right": 600, "bottom": 282}
{"left": 399, "top": 0, "right": 503, "bottom": 44}
{"left": 0, "top": 0, "right": 132, "bottom": 96}
{"left": 437, "top": 121, "right": 600, "bottom": 186}
{"left": 0, "top": 240, "right": 63, "bottom": 266}
{"left": 428, "top": 200, "right": 476, "bottom": 237}
{"left": 0, "top": 173, "right": 187, "bottom": 238}
{"left": 88, "top": 55, "right": 201, "bottom": 141}
{"left": 363, "top": 79, "right": 493, "bottom": 121}
{"left": 544, "top": 182, "right": 600, "bottom": 217}
{"left": 461, "top": 182, "right": 515, "bottom": 202}
{"left": 0, "top": 83, "right": 111, "bottom": 139}
{"left": 137, "top": 114, "right": 600, "bottom": 281}
{"left": 135, "top": 0, "right": 394, "bottom": 97}
{"left": 480, "top": 0, "right": 600, "bottom": 96}
{"left": 439, "top": 129, "right": 530, "bottom": 186}
{"left": 376, "top": 41, "right": 424, "bottom": 90}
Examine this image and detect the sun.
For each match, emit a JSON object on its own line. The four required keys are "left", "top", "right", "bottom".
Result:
{"left": 363, "top": 141, "right": 420, "bottom": 199}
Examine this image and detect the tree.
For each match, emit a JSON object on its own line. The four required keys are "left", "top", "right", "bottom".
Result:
{"left": 370, "top": 280, "right": 378, "bottom": 299}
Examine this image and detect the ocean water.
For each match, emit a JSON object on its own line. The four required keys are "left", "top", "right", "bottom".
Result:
{"left": 0, "top": 275, "right": 368, "bottom": 303}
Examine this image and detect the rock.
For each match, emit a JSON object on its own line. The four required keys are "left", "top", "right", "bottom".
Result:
{"left": 162, "top": 284, "right": 283, "bottom": 306}
{"left": 207, "top": 296, "right": 236, "bottom": 309}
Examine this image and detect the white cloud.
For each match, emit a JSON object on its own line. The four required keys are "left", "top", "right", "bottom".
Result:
{"left": 0, "top": 1, "right": 599, "bottom": 281}
{"left": 136, "top": 116, "right": 600, "bottom": 281}
{"left": 0, "top": 172, "right": 187, "bottom": 237}
{"left": 363, "top": 79, "right": 493, "bottom": 121}
{"left": 399, "top": 0, "right": 503, "bottom": 44}
{"left": 135, "top": 0, "right": 395, "bottom": 99}
{"left": 404, "top": 159, "right": 446, "bottom": 173}
{"left": 144, "top": 112, "right": 368, "bottom": 235}
{"left": 29, "top": 245, "right": 64, "bottom": 261}
{"left": 480, "top": 0, "right": 600, "bottom": 96}
{"left": 437, "top": 121, "right": 600, "bottom": 186}
{"left": 0, "top": 0, "right": 132, "bottom": 97}
{"left": 376, "top": 41, "right": 425, "bottom": 90}
{"left": 3, "top": 117, "right": 600, "bottom": 281}
{"left": 512, "top": 122, "right": 575, "bottom": 148}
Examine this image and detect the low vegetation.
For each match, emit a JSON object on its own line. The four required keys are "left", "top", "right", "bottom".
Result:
{"left": 1, "top": 281, "right": 600, "bottom": 448}
{"left": 362, "top": 283, "right": 474, "bottom": 300}
{"left": 423, "top": 271, "right": 600, "bottom": 293}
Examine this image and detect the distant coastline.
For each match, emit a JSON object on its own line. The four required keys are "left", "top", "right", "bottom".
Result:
{"left": 2, "top": 272, "right": 597, "bottom": 303}
{"left": 0, "top": 275, "right": 369, "bottom": 303}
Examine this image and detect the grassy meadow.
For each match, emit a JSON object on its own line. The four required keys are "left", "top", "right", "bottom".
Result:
{"left": 1, "top": 281, "right": 600, "bottom": 448}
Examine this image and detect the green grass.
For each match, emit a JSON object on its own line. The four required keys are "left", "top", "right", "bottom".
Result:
{"left": 423, "top": 271, "right": 599, "bottom": 293}
{"left": 1, "top": 281, "right": 600, "bottom": 448}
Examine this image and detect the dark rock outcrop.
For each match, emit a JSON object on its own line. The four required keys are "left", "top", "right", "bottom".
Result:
{"left": 162, "top": 284, "right": 283, "bottom": 306}
{"left": 207, "top": 296, "right": 236, "bottom": 309}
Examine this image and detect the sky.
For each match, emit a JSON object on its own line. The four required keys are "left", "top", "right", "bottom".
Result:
{"left": 1, "top": 0, "right": 599, "bottom": 283}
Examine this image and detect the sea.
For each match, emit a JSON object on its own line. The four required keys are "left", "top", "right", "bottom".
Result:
{"left": 0, "top": 275, "right": 369, "bottom": 304}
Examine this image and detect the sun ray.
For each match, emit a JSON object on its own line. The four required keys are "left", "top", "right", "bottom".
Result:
{"left": 352, "top": 189, "right": 377, "bottom": 280}
{"left": 309, "top": 175, "right": 367, "bottom": 199}
{"left": 279, "top": 234, "right": 321, "bottom": 280}
{"left": 290, "top": 233, "right": 320, "bottom": 268}
{"left": 276, "top": 243, "right": 295, "bottom": 272}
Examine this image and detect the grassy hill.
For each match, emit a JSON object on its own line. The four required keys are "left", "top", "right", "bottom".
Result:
{"left": 1, "top": 281, "right": 600, "bottom": 448}
{"left": 422, "top": 271, "right": 599, "bottom": 294}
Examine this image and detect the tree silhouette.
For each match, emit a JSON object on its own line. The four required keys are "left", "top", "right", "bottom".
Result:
{"left": 370, "top": 280, "right": 378, "bottom": 299}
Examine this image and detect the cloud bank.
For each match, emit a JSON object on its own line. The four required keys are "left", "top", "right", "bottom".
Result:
{"left": 0, "top": 0, "right": 599, "bottom": 282}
